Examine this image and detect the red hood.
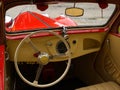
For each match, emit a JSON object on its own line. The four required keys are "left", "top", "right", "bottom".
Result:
{"left": 11, "top": 11, "right": 59, "bottom": 31}
{"left": 6, "top": 11, "right": 77, "bottom": 32}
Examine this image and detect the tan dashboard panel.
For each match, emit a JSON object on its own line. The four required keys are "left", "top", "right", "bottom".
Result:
{"left": 7, "top": 32, "right": 105, "bottom": 62}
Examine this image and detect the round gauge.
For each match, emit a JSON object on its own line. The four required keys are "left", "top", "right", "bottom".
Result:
{"left": 56, "top": 41, "right": 67, "bottom": 54}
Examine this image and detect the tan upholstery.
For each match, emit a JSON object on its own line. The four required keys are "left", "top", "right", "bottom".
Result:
{"left": 75, "top": 82, "right": 120, "bottom": 90}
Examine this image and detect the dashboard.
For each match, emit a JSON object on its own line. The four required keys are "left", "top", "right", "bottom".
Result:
{"left": 6, "top": 31, "right": 105, "bottom": 62}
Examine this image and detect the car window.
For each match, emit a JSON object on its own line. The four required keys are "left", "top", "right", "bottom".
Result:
{"left": 5, "top": 3, "right": 116, "bottom": 32}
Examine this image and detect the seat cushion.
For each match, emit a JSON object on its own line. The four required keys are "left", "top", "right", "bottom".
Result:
{"left": 75, "top": 82, "right": 120, "bottom": 90}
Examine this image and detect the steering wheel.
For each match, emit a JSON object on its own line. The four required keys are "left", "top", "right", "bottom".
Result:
{"left": 14, "top": 30, "right": 71, "bottom": 88}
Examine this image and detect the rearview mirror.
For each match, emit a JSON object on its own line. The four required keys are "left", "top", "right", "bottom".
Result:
{"left": 65, "top": 7, "right": 84, "bottom": 17}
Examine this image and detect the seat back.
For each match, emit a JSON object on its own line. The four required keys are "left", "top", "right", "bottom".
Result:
{"left": 76, "top": 82, "right": 120, "bottom": 90}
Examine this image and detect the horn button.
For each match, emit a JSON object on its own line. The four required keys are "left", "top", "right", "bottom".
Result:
{"left": 38, "top": 52, "right": 49, "bottom": 65}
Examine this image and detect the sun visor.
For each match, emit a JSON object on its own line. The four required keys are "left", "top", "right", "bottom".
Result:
{"left": 36, "top": 4, "right": 48, "bottom": 11}
{"left": 97, "top": 0, "right": 108, "bottom": 9}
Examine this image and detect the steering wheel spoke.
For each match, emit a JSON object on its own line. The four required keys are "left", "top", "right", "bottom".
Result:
{"left": 33, "top": 64, "right": 43, "bottom": 84}
{"left": 25, "top": 37, "right": 40, "bottom": 52}
{"left": 50, "top": 53, "right": 69, "bottom": 60}
{"left": 49, "top": 50, "right": 71, "bottom": 60}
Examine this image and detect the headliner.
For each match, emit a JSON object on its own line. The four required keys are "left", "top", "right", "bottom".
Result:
{"left": 4, "top": 0, "right": 120, "bottom": 5}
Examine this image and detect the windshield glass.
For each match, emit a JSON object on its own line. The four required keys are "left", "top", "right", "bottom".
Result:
{"left": 5, "top": 3, "right": 116, "bottom": 32}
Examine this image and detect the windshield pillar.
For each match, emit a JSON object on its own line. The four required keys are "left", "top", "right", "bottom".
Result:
{"left": 0, "top": 0, "right": 6, "bottom": 45}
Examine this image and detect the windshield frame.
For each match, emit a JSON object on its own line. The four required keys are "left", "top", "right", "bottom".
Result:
{"left": 3, "top": 1, "right": 119, "bottom": 35}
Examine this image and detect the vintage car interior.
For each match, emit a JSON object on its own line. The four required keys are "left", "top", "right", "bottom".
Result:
{"left": 0, "top": 0, "right": 120, "bottom": 90}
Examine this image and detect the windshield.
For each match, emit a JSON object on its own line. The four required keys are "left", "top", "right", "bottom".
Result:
{"left": 5, "top": 3, "right": 116, "bottom": 32}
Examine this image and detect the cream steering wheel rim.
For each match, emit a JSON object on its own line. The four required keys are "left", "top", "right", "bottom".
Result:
{"left": 14, "top": 30, "right": 71, "bottom": 88}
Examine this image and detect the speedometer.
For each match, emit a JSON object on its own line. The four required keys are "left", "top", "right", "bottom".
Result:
{"left": 56, "top": 41, "right": 67, "bottom": 54}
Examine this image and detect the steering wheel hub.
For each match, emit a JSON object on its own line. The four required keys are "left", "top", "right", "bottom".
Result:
{"left": 38, "top": 52, "right": 49, "bottom": 65}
